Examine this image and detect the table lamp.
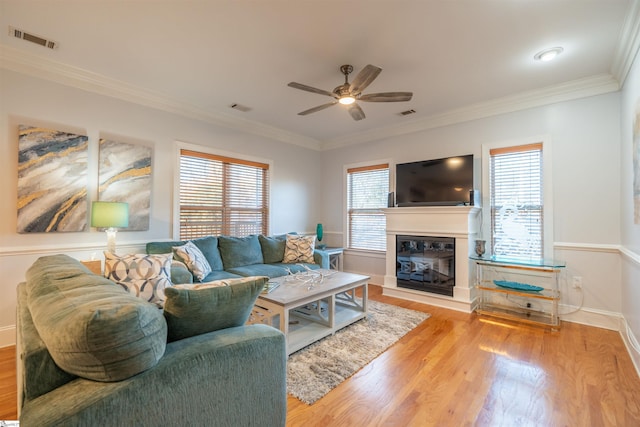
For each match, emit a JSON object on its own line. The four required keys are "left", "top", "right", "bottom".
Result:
{"left": 91, "top": 201, "right": 129, "bottom": 253}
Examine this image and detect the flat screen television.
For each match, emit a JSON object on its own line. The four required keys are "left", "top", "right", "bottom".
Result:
{"left": 395, "top": 154, "right": 474, "bottom": 207}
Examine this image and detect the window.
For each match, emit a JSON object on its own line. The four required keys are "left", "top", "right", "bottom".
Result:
{"left": 347, "top": 164, "right": 389, "bottom": 251}
{"left": 489, "top": 143, "right": 543, "bottom": 261}
{"left": 179, "top": 149, "right": 269, "bottom": 239}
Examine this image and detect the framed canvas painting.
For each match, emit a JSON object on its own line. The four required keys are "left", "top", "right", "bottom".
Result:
{"left": 17, "top": 125, "right": 88, "bottom": 233}
{"left": 98, "top": 138, "right": 152, "bottom": 231}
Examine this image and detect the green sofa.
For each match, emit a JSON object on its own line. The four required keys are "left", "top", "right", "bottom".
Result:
{"left": 17, "top": 255, "right": 287, "bottom": 427}
{"left": 146, "top": 234, "right": 329, "bottom": 284}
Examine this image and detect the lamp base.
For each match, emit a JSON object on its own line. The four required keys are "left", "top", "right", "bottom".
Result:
{"left": 105, "top": 228, "right": 118, "bottom": 254}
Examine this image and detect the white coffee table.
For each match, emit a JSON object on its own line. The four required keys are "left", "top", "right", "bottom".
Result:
{"left": 251, "top": 269, "right": 369, "bottom": 354}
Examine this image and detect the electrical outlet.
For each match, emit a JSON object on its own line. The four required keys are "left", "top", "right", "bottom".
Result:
{"left": 572, "top": 276, "right": 583, "bottom": 289}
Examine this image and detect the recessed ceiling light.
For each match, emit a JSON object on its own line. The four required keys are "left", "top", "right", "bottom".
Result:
{"left": 534, "top": 47, "right": 564, "bottom": 62}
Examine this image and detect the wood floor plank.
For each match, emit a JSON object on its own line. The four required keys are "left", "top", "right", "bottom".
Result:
{"left": 2, "top": 284, "right": 639, "bottom": 426}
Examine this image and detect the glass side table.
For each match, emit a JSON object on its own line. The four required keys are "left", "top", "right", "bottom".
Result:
{"left": 470, "top": 256, "right": 565, "bottom": 330}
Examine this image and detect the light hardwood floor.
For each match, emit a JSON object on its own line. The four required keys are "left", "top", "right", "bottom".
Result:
{"left": 2, "top": 284, "right": 640, "bottom": 426}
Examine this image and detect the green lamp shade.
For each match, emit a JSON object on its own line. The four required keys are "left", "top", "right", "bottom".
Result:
{"left": 91, "top": 201, "right": 129, "bottom": 228}
{"left": 316, "top": 223, "right": 323, "bottom": 242}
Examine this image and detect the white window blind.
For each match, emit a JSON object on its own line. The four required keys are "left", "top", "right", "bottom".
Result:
{"left": 490, "top": 143, "right": 543, "bottom": 261}
{"left": 179, "top": 149, "right": 269, "bottom": 239}
{"left": 347, "top": 164, "right": 389, "bottom": 251}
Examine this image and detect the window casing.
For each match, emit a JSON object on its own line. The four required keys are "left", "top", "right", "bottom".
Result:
{"left": 489, "top": 143, "right": 543, "bottom": 261}
{"left": 179, "top": 149, "right": 269, "bottom": 239}
{"left": 347, "top": 164, "right": 389, "bottom": 251}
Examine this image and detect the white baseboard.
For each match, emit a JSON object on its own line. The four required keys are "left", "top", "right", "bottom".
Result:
{"left": 382, "top": 286, "right": 474, "bottom": 313}
{"left": 620, "top": 317, "right": 640, "bottom": 380}
{"left": 559, "top": 305, "right": 622, "bottom": 331}
{"left": 0, "top": 325, "right": 15, "bottom": 348}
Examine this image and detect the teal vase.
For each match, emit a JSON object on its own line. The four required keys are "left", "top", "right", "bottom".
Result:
{"left": 316, "top": 223, "right": 323, "bottom": 242}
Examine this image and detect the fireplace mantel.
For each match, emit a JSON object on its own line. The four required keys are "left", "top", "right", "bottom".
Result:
{"left": 382, "top": 206, "right": 481, "bottom": 312}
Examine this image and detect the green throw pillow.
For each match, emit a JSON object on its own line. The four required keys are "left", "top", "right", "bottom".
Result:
{"left": 259, "top": 234, "right": 287, "bottom": 264}
{"left": 26, "top": 254, "right": 167, "bottom": 382}
{"left": 163, "top": 276, "right": 268, "bottom": 342}
{"left": 218, "top": 235, "right": 264, "bottom": 269}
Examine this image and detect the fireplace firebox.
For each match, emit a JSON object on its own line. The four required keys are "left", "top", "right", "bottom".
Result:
{"left": 396, "top": 235, "right": 455, "bottom": 296}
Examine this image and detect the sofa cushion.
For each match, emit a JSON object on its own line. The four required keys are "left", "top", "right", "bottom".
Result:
{"left": 104, "top": 252, "right": 172, "bottom": 306}
{"left": 201, "top": 270, "right": 244, "bottom": 282}
{"left": 147, "top": 236, "right": 224, "bottom": 272}
{"left": 172, "top": 241, "right": 212, "bottom": 281}
{"left": 163, "top": 276, "right": 267, "bottom": 342}
{"left": 283, "top": 234, "right": 316, "bottom": 263}
{"left": 26, "top": 254, "right": 167, "bottom": 382}
{"left": 259, "top": 234, "right": 287, "bottom": 263}
{"left": 226, "top": 263, "right": 293, "bottom": 279}
{"left": 191, "top": 236, "right": 224, "bottom": 271}
{"left": 218, "top": 235, "right": 264, "bottom": 269}
{"left": 227, "top": 263, "right": 321, "bottom": 278}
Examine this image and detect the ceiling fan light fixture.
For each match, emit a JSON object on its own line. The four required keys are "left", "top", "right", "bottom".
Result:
{"left": 534, "top": 47, "right": 564, "bottom": 62}
{"left": 339, "top": 96, "right": 355, "bottom": 105}
{"left": 288, "top": 64, "right": 412, "bottom": 121}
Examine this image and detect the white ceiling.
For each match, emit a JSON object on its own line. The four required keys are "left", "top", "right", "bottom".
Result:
{"left": 0, "top": 0, "right": 636, "bottom": 150}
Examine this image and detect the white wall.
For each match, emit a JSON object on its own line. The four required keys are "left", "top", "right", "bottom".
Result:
{"left": 620, "top": 47, "right": 640, "bottom": 371}
{"left": 320, "top": 92, "right": 623, "bottom": 329}
{"left": 0, "top": 69, "right": 323, "bottom": 346}
{"left": 1, "top": 64, "right": 635, "bottom": 349}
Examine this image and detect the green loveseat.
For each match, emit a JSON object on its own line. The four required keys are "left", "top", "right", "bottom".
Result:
{"left": 17, "top": 255, "right": 287, "bottom": 426}
{"left": 146, "top": 234, "right": 329, "bottom": 284}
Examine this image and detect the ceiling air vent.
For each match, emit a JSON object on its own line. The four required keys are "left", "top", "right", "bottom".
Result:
{"left": 399, "top": 109, "right": 416, "bottom": 116}
{"left": 230, "top": 103, "right": 251, "bottom": 113}
{"left": 9, "top": 26, "right": 58, "bottom": 49}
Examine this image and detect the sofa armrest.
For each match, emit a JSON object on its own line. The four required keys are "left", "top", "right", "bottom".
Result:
{"left": 170, "top": 260, "right": 194, "bottom": 284}
{"left": 20, "top": 325, "right": 287, "bottom": 427}
{"left": 314, "top": 250, "right": 330, "bottom": 269}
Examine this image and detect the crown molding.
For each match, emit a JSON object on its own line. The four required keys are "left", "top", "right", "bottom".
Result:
{"left": 321, "top": 73, "right": 620, "bottom": 150}
{"left": 611, "top": 0, "right": 640, "bottom": 85}
{"left": 0, "top": 44, "right": 322, "bottom": 151}
{"left": 0, "top": 43, "right": 623, "bottom": 152}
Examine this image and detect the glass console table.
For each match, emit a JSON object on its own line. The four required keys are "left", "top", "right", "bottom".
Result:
{"left": 470, "top": 256, "right": 565, "bottom": 330}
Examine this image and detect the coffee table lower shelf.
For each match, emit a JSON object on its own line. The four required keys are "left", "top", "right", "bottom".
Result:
{"left": 287, "top": 303, "right": 367, "bottom": 354}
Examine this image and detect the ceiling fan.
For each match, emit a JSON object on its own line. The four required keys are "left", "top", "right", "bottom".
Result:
{"left": 287, "top": 64, "right": 413, "bottom": 121}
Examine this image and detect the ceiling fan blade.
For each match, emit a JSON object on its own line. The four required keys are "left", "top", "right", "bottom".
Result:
{"left": 347, "top": 103, "right": 366, "bottom": 121}
{"left": 349, "top": 64, "right": 382, "bottom": 95}
{"left": 358, "top": 92, "right": 413, "bottom": 102}
{"left": 298, "top": 101, "right": 338, "bottom": 116}
{"left": 288, "top": 82, "right": 337, "bottom": 98}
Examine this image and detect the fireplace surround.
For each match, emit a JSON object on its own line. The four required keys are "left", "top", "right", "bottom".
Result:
{"left": 383, "top": 206, "right": 481, "bottom": 312}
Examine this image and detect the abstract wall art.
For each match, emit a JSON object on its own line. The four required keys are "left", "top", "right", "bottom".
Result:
{"left": 17, "top": 125, "right": 89, "bottom": 233}
{"left": 98, "top": 138, "right": 152, "bottom": 231}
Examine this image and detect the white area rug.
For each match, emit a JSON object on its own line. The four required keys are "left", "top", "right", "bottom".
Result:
{"left": 286, "top": 299, "right": 430, "bottom": 404}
